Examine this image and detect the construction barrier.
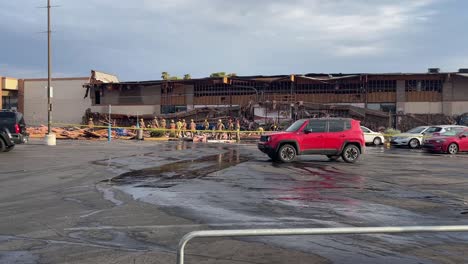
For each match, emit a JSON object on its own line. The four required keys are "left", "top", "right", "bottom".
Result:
{"left": 51, "top": 123, "right": 270, "bottom": 134}
{"left": 50, "top": 123, "right": 407, "bottom": 136}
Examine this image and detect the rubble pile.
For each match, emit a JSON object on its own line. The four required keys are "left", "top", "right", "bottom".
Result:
{"left": 26, "top": 126, "right": 136, "bottom": 140}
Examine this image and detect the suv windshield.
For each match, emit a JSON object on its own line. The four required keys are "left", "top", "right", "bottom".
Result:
{"left": 406, "top": 127, "right": 426, "bottom": 134}
{"left": 285, "top": 120, "right": 306, "bottom": 132}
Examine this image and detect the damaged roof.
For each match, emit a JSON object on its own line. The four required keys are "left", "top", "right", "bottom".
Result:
{"left": 86, "top": 71, "right": 462, "bottom": 86}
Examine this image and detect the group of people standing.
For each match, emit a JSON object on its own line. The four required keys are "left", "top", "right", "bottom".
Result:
{"left": 138, "top": 117, "right": 242, "bottom": 139}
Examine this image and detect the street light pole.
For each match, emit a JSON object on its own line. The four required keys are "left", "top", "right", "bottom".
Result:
{"left": 46, "top": 0, "right": 56, "bottom": 145}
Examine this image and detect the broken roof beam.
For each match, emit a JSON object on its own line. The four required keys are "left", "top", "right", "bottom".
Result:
{"left": 90, "top": 70, "right": 120, "bottom": 84}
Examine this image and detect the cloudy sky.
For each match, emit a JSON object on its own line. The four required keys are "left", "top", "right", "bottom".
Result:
{"left": 0, "top": 0, "right": 467, "bottom": 81}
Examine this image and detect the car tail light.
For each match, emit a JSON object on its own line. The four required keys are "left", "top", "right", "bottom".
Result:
{"left": 15, "top": 124, "right": 20, "bottom": 134}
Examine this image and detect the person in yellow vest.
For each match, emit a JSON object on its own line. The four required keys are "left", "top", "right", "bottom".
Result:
{"left": 258, "top": 126, "right": 264, "bottom": 135}
{"left": 181, "top": 119, "right": 187, "bottom": 138}
{"left": 152, "top": 116, "right": 159, "bottom": 129}
{"left": 235, "top": 119, "right": 241, "bottom": 141}
{"left": 176, "top": 119, "right": 183, "bottom": 138}
{"left": 88, "top": 117, "right": 94, "bottom": 131}
{"left": 203, "top": 119, "right": 210, "bottom": 131}
{"left": 138, "top": 119, "right": 146, "bottom": 139}
{"left": 159, "top": 119, "right": 166, "bottom": 135}
{"left": 190, "top": 119, "right": 197, "bottom": 137}
{"left": 169, "top": 119, "right": 176, "bottom": 134}
{"left": 216, "top": 119, "right": 225, "bottom": 140}
{"left": 227, "top": 119, "right": 234, "bottom": 140}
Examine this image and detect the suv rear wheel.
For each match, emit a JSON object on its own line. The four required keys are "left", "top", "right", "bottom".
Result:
{"left": 277, "top": 144, "right": 296, "bottom": 163}
{"left": 0, "top": 139, "right": 6, "bottom": 152}
{"left": 341, "top": 144, "right": 360, "bottom": 163}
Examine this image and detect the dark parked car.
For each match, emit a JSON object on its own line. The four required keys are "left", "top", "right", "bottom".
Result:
{"left": 0, "top": 128, "right": 15, "bottom": 152}
{"left": 0, "top": 110, "right": 28, "bottom": 144}
{"left": 458, "top": 113, "right": 468, "bottom": 126}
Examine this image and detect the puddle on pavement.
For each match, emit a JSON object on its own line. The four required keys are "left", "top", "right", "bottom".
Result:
{"left": 109, "top": 149, "right": 250, "bottom": 187}
{"left": 67, "top": 230, "right": 169, "bottom": 252}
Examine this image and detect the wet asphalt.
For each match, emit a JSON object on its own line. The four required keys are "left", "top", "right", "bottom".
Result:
{"left": 0, "top": 140, "right": 467, "bottom": 263}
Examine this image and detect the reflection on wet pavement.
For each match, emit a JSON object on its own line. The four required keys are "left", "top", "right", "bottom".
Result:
{"left": 95, "top": 142, "right": 468, "bottom": 263}
{"left": 110, "top": 149, "right": 247, "bottom": 187}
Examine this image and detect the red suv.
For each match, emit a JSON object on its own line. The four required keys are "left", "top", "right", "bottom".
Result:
{"left": 258, "top": 118, "right": 365, "bottom": 163}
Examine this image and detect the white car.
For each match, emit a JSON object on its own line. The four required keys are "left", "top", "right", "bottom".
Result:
{"left": 360, "top": 126, "right": 385, "bottom": 145}
{"left": 423, "top": 125, "right": 466, "bottom": 139}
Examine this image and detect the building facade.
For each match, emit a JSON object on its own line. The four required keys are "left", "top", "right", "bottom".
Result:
{"left": 21, "top": 77, "right": 91, "bottom": 125}
{"left": 84, "top": 70, "right": 468, "bottom": 117}
{"left": 1, "top": 76, "right": 19, "bottom": 110}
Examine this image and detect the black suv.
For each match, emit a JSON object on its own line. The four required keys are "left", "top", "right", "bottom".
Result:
{"left": 0, "top": 128, "right": 15, "bottom": 152}
{"left": 0, "top": 110, "right": 28, "bottom": 144}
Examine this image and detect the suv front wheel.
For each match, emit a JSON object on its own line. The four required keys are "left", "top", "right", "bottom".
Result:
{"left": 341, "top": 145, "right": 360, "bottom": 163}
{"left": 277, "top": 144, "right": 297, "bottom": 163}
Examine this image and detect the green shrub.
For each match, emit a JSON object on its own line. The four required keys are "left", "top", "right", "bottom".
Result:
{"left": 384, "top": 128, "right": 401, "bottom": 135}
{"left": 150, "top": 130, "right": 165, "bottom": 138}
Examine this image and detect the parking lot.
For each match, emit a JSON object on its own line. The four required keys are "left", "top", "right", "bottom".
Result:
{"left": 0, "top": 140, "right": 467, "bottom": 264}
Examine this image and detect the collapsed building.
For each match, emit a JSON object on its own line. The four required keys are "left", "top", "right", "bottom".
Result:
{"left": 83, "top": 69, "right": 468, "bottom": 130}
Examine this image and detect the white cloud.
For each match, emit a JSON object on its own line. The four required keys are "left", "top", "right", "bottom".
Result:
{"left": 0, "top": 0, "right": 445, "bottom": 79}
{"left": 127, "top": 0, "right": 438, "bottom": 56}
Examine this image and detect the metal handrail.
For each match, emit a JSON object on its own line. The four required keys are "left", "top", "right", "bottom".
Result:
{"left": 177, "top": 225, "right": 468, "bottom": 264}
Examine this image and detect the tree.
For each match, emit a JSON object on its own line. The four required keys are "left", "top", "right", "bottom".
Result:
{"left": 161, "top": 72, "right": 170, "bottom": 80}
{"left": 210, "top": 72, "right": 226, "bottom": 78}
{"left": 183, "top": 74, "right": 192, "bottom": 80}
{"left": 228, "top": 73, "right": 237, "bottom": 77}
{"left": 169, "top": 76, "right": 181, "bottom": 80}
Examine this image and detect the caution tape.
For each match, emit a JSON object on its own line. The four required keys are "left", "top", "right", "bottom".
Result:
{"left": 51, "top": 123, "right": 432, "bottom": 138}
{"left": 51, "top": 123, "right": 267, "bottom": 134}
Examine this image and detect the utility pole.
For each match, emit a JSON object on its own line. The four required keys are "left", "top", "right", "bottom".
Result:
{"left": 45, "top": 0, "right": 56, "bottom": 145}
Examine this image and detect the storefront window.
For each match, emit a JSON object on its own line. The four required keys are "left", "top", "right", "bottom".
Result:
{"left": 2, "top": 96, "right": 18, "bottom": 110}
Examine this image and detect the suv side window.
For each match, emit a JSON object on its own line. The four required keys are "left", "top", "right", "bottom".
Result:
{"left": 306, "top": 120, "right": 326, "bottom": 133}
{"left": 344, "top": 120, "right": 351, "bottom": 130}
{"left": 328, "top": 120, "right": 345, "bottom": 132}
